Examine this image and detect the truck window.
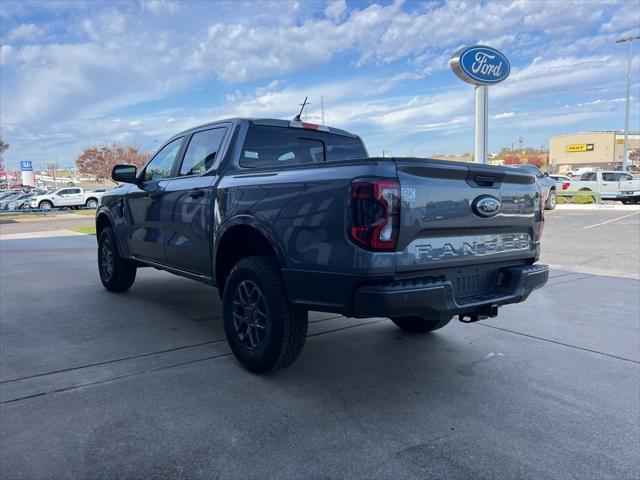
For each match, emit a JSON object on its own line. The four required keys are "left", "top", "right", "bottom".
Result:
{"left": 240, "top": 125, "right": 366, "bottom": 168}
{"left": 179, "top": 128, "right": 227, "bottom": 176}
{"left": 602, "top": 173, "right": 616, "bottom": 181}
{"left": 617, "top": 173, "right": 633, "bottom": 181}
{"left": 144, "top": 137, "right": 183, "bottom": 181}
{"left": 580, "top": 172, "right": 596, "bottom": 181}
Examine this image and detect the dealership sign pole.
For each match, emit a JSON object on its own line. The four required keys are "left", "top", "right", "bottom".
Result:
{"left": 450, "top": 46, "right": 510, "bottom": 164}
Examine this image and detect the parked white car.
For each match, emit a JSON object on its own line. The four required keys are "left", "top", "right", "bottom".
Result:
{"left": 29, "top": 188, "right": 104, "bottom": 210}
{"left": 568, "top": 170, "right": 640, "bottom": 204}
{"left": 566, "top": 167, "right": 597, "bottom": 178}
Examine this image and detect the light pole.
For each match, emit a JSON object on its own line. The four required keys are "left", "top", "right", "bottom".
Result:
{"left": 615, "top": 34, "right": 640, "bottom": 171}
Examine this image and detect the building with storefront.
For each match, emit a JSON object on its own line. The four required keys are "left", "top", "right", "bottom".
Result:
{"left": 549, "top": 131, "right": 639, "bottom": 172}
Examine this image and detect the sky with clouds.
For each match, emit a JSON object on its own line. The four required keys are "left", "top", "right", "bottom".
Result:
{"left": 1, "top": 0, "right": 639, "bottom": 169}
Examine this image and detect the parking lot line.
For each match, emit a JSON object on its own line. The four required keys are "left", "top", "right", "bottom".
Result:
{"left": 582, "top": 211, "right": 640, "bottom": 230}
{"left": 476, "top": 323, "right": 639, "bottom": 365}
{"left": 0, "top": 229, "right": 84, "bottom": 240}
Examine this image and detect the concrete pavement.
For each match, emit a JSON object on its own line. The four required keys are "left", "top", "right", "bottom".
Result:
{"left": 0, "top": 211, "right": 638, "bottom": 479}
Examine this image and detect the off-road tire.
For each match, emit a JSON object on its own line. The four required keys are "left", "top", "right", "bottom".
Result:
{"left": 545, "top": 189, "right": 557, "bottom": 210}
{"left": 390, "top": 316, "right": 452, "bottom": 333}
{"left": 223, "top": 256, "right": 308, "bottom": 373}
{"left": 98, "top": 226, "right": 136, "bottom": 292}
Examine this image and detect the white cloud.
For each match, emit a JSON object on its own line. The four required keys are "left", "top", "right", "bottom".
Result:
{"left": 1, "top": 0, "right": 638, "bottom": 167}
{"left": 82, "top": 9, "right": 126, "bottom": 40}
{"left": 599, "top": 2, "right": 640, "bottom": 33}
{"left": 0, "top": 44, "right": 12, "bottom": 65}
{"left": 185, "top": 0, "right": 624, "bottom": 84}
{"left": 324, "top": 0, "right": 347, "bottom": 22}
{"left": 140, "top": 0, "right": 180, "bottom": 15}
{"left": 1, "top": 14, "right": 188, "bottom": 127}
{"left": 7, "top": 23, "right": 45, "bottom": 42}
{"left": 186, "top": 20, "right": 342, "bottom": 82}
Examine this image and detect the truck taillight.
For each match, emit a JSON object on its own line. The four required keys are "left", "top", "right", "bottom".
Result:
{"left": 562, "top": 182, "right": 570, "bottom": 190}
{"left": 349, "top": 179, "right": 400, "bottom": 251}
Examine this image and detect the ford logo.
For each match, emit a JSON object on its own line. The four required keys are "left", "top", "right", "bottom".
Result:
{"left": 450, "top": 45, "right": 510, "bottom": 86}
{"left": 472, "top": 195, "right": 501, "bottom": 218}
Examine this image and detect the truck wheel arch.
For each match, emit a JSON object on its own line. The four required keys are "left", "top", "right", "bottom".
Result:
{"left": 95, "top": 211, "right": 123, "bottom": 251}
{"left": 96, "top": 212, "right": 112, "bottom": 238}
{"left": 214, "top": 222, "right": 283, "bottom": 294}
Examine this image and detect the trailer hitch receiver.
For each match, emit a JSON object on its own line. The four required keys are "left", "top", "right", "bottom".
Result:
{"left": 458, "top": 304, "right": 499, "bottom": 323}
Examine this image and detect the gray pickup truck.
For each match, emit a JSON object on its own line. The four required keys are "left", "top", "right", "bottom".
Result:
{"left": 96, "top": 118, "right": 548, "bottom": 373}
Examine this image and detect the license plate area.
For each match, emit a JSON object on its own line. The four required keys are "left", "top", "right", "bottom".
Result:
{"left": 449, "top": 265, "right": 499, "bottom": 299}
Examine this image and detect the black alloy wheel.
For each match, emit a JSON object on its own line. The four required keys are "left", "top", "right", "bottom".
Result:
{"left": 223, "top": 256, "right": 308, "bottom": 373}
{"left": 100, "top": 235, "right": 115, "bottom": 283}
{"left": 232, "top": 280, "right": 269, "bottom": 351}
{"left": 97, "top": 226, "right": 136, "bottom": 292}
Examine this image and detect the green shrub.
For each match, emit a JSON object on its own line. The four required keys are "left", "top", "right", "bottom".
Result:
{"left": 574, "top": 195, "right": 595, "bottom": 204}
{"left": 557, "top": 191, "right": 596, "bottom": 204}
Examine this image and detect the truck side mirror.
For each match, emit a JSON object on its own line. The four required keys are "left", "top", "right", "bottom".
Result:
{"left": 112, "top": 165, "right": 138, "bottom": 184}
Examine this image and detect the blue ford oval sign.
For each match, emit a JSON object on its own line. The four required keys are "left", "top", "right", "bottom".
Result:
{"left": 450, "top": 45, "right": 510, "bottom": 86}
{"left": 472, "top": 195, "right": 501, "bottom": 218}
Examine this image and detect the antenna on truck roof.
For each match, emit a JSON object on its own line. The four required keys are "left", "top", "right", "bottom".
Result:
{"left": 293, "top": 97, "right": 310, "bottom": 122}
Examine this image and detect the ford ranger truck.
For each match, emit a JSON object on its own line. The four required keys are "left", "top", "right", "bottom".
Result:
{"left": 96, "top": 118, "right": 548, "bottom": 373}
{"left": 30, "top": 187, "right": 104, "bottom": 210}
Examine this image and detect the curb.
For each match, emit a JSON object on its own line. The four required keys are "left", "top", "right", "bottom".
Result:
{"left": 554, "top": 204, "right": 640, "bottom": 211}
{"left": 0, "top": 229, "right": 85, "bottom": 241}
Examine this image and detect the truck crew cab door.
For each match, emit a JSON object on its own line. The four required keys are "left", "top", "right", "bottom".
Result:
{"left": 55, "top": 188, "right": 83, "bottom": 206}
{"left": 600, "top": 172, "right": 617, "bottom": 196}
{"left": 163, "top": 125, "right": 230, "bottom": 276}
{"left": 125, "top": 137, "right": 184, "bottom": 263}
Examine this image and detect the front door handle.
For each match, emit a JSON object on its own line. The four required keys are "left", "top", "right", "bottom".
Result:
{"left": 189, "top": 189, "right": 205, "bottom": 199}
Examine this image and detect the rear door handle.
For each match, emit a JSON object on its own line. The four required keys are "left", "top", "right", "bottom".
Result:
{"left": 189, "top": 188, "right": 205, "bottom": 199}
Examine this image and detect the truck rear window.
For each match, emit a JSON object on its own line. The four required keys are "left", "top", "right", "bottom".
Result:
{"left": 240, "top": 125, "right": 367, "bottom": 168}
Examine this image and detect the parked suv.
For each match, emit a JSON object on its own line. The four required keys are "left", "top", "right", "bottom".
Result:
{"left": 96, "top": 118, "right": 548, "bottom": 373}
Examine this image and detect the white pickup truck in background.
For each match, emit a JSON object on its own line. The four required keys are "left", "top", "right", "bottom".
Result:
{"left": 29, "top": 187, "right": 105, "bottom": 210}
{"left": 568, "top": 170, "right": 640, "bottom": 204}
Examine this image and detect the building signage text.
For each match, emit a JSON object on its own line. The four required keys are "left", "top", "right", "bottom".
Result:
{"left": 566, "top": 144, "right": 594, "bottom": 153}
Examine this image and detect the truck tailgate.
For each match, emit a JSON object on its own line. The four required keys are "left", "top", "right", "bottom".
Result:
{"left": 394, "top": 159, "right": 541, "bottom": 274}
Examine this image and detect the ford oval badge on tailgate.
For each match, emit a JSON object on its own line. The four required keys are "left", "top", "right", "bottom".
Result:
{"left": 472, "top": 195, "right": 501, "bottom": 218}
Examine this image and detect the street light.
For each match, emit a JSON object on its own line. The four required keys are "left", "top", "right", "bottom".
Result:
{"left": 615, "top": 34, "right": 640, "bottom": 172}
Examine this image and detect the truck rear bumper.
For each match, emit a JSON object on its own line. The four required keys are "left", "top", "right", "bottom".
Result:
{"left": 352, "top": 264, "right": 548, "bottom": 320}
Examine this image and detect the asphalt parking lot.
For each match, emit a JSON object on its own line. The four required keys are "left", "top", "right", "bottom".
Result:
{"left": 1, "top": 208, "right": 639, "bottom": 479}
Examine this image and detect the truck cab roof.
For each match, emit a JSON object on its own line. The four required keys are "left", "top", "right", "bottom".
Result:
{"left": 172, "top": 118, "right": 360, "bottom": 140}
